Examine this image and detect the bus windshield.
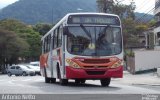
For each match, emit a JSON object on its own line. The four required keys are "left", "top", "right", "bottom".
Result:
{"left": 67, "top": 26, "right": 122, "bottom": 56}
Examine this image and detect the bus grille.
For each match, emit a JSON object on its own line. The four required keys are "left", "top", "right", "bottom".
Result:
{"left": 86, "top": 71, "right": 105, "bottom": 75}
{"left": 83, "top": 66, "right": 108, "bottom": 68}
{"left": 82, "top": 59, "right": 110, "bottom": 64}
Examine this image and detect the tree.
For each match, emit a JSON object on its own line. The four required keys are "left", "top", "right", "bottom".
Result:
{"left": 0, "top": 19, "right": 26, "bottom": 32}
{"left": 135, "top": 24, "right": 148, "bottom": 35}
{"left": 147, "top": 19, "right": 156, "bottom": 27}
{"left": 122, "top": 18, "right": 136, "bottom": 47}
{"left": 113, "top": 4, "right": 135, "bottom": 19}
{"left": 96, "top": 0, "right": 142, "bottom": 48}
{"left": 0, "top": 19, "right": 41, "bottom": 62}
{"left": 96, "top": 0, "right": 136, "bottom": 19}
{"left": 13, "top": 26, "right": 42, "bottom": 61}
{"left": 0, "top": 29, "right": 29, "bottom": 71}
{"left": 97, "top": 0, "right": 114, "bottom": 13}
{"left": 33, "top": 23, "right": 52, "bottom": 36}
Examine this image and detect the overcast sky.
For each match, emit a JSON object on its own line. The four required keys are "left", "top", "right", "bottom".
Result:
{"left": 0, "top": 0, "right": 155, "bottom": 14}
{"left": 122, "top": 0, "right": 155, "bottom": 14}
{"left": 0, "top": 0, "right": 18, "bottom": 9}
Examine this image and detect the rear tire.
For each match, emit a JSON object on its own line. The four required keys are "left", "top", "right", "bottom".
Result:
{"left": 44, "top": 67, "right": 50, "bottom": 83}
{"left": 60, "top": 79, "right": 68, "bottom": 85}
{"left": 50, "top": 78, "right": 56, "bottom": 83}
{"left": 100, "top": 78, "right": 111, "bottom": 87}
{"left": 45, "top": 77, "right": 50, "bottom": 83}
{"left": 8, "top": 72, "right": 12, "bottom": 77}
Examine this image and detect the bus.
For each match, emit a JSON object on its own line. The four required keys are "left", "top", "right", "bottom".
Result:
{"left": 40, "top": 13, "right": 123, "bottom": 86}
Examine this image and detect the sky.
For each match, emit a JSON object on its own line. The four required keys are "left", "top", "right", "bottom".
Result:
{"left": 0, "top": 0, "right": 155, "bottom": 14}
{"left": 121, "top": 0, "right": 155, "bottom": 14}
{"left": 0, "top": 0, "right": 18, "bottom": 9}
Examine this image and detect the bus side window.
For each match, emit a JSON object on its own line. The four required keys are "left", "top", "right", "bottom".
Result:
{"left": 56, "top": 28, "right": 59, "bottom": 47}
{"left": 48, "top": 34, "right": 51, "bottom": 51}
{"left": 52, "top": 32, "right": 54, "bottom": 49}
{"left": 44, "top": 38, "right": 47, "bottom": 53}
{"left": 58, "top": 26, "right": 62, "bottom": 47}
{"left": 46, "top": 36, "right": 48, "bottom": 52}
{"left": 54, "top": 30, "right": 57, "bottom": 49}
{"left": 42, "top": 41, "right": 44, "bottom": 53}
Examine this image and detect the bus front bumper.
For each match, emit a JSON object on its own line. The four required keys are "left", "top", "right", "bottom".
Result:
{"left": 66, "top": 66, "right": 123, "bottom": 79}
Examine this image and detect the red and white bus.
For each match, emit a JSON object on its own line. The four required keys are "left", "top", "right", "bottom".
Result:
{"left": 40, "top": 13, "right": 123, "bottom": 86}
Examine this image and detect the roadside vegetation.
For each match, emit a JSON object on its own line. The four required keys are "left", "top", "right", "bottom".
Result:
{"left": 0, "top": 19, "right": 52, "bottom": 72}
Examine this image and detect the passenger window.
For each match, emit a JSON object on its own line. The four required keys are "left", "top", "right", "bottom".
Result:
{"left": 11, "top": 66, "right": 15, "bottom": 69}
{"left": 48, "top": 34, "right": 51, "bottom": 51}
{"left": 42, "top": 41, "right": 45, "bottom": 53}
{"left": 58, "top": 27, "right": 62, "bottom": 47}
{"left": 52, "top": 34, "right": 54, "bottom": 49}
{"left": 46, "top": 36, "right": 49, "bottom": 52}
{"left": 16, "top": 66, "right": 20, "bottom": 69}
{"left": 44, "top": 38, "right": 47, "bottom": 53}
{"left": 54, "top": 30, "right": 57, "bottom": 48}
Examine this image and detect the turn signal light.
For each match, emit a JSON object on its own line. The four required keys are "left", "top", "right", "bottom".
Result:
{"left": 66, "top": 59, "right": 81, "bottom": 68}
{"left": 110, "top": 60, "right": 123, "bottom": 68}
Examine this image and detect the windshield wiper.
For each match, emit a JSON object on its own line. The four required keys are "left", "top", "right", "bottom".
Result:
{"left": 80, "top": 24, "right": 92, "bottom": 40}
{"left": 98, "top": 25, "right": 111, "bottom": 38}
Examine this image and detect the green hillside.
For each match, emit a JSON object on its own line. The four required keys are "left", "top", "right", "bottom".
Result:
{"left": 0, "top": 0, "right": 153, "bottom": 24}
{"left": 0, "top": 0, "right": 97, "bottom": 24}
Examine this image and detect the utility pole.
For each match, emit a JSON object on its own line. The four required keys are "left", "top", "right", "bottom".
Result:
{"left": 97, "top": 0, "right": 114, "bottom": 13}
{"left": 52, "top": 7, "right": 54, "bottom": 25}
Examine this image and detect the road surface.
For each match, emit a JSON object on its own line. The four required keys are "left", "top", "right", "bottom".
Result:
{"left": 0, "top": 75, "right": 159, "bottom": 100}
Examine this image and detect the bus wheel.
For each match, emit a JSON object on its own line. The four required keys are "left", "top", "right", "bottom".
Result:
{"left": 44, "top": 68, "right": 50, "bottom": 83}
{"left": 45, "top": 77, "right": 50, "bottom": 83}
{"left": 60, "top": 79, "right": 68, "bottom": 86}
{"left": 75, "top": 79, "right": 86, "bottom": 84}
{"left": 75, "top": 79, "right": 81, "bottom": 84}
{"left": 80, "top": 79, "right": 86, "bottom": 84}
{"left": 59, "top": 73, "right": 68, "bottom": 85}
{"left": 50, "top": 78, "right": 56, "bottom": 83}
{"left": 57, "top": 67, "right": 68, "bottom": 85}
{"left": 100, "top": 78, "right": 111, "bottom": 87}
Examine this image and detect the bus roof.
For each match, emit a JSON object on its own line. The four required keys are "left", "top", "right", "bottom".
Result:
{"left": 67, "top": 12, "right": 119, "bottom": 16}
{"left": 41, "top": 12, "right": 120, "bottom": 41}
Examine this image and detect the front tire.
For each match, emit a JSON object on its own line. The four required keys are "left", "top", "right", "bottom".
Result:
{"left": 75, "top": 79, "right": 86, "bottom": 84}
{"left": 80, "top": 79, "right": 86, "bottom": 84}
{"left": 75, "top": 79, "right": 81, "bottom": 84}
{"left": 57, "top": 66, "right": 68, "bottom": 86}
{"left": 100, "top": 78, "right": 111, "bottom": 87}
{"left": 22, "top": 72, "right": 27, "bottom": 76}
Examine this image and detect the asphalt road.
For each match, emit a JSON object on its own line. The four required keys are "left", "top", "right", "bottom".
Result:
{"left": 0, "top": 75, "right": 159, "bottom": 100}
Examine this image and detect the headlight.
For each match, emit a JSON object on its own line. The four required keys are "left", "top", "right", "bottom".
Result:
{"left": 66, "top": 59, "right": 81, "bottom": 68}
{"left": 110, "top": 60, "right": 123, "bottom": 68}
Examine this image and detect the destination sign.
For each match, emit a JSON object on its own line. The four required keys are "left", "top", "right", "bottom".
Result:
{"left": 67, "top": 15, "right": 120, "bottom": 25}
